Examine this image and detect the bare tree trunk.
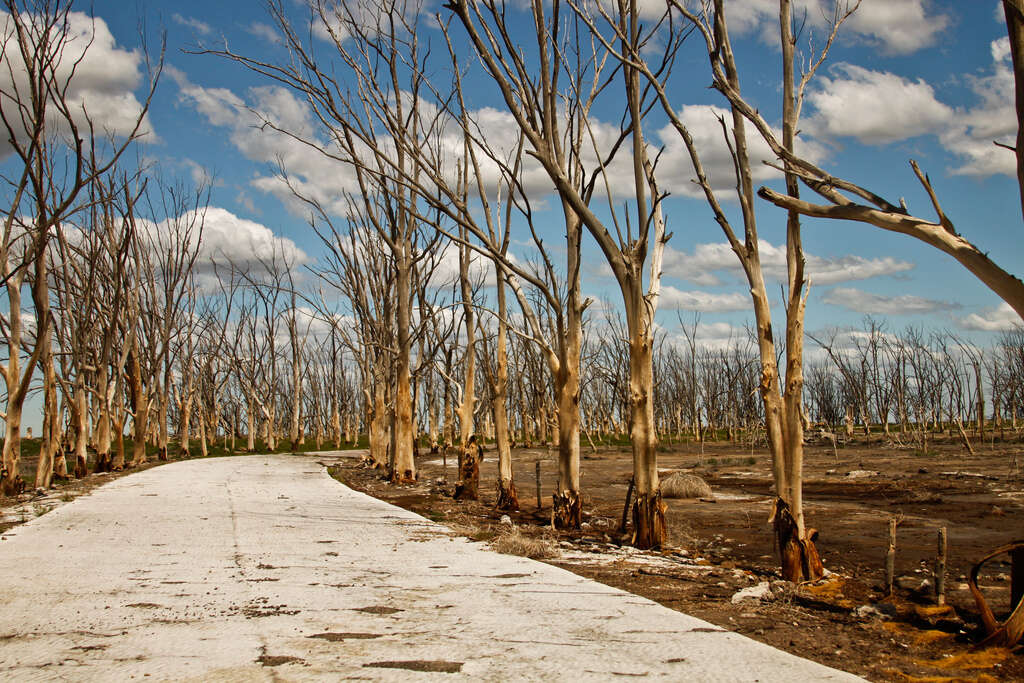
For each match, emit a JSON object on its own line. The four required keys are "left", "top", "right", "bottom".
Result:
{"left": 368, "top": 371, "right": 388, "bottom": 468}
{"left": 71, "top": 379, "right": 88, "bottom": 477}
{"left": 128, "top": 347, "right": 148, "bottom": 467}
{"left": 288, "top": 294, "right": 301, "bottom": 449}
{"left": 95, "top": 368, "right": 113, "bottom": 473}
{"left": 35, "top": 320, "right": 60, "bottom": 488}
{"left": 392, "top": 250, "right": 416, "bottom": 482}
{"left": 197, "top": 402, "right": 208, "bottom": 458}
{"left": 626, "top": 286, "right": 664, "bottom": 549}
{"left": 493, "top": 268, "right": 518, "bottom": 510}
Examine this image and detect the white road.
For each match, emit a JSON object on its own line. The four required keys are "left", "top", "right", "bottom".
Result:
{"left": 0, "top": 454, "right": 864, "bottom": 681}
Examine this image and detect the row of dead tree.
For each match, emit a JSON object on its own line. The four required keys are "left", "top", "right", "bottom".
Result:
{"left": 5, "top": 0, "right": 1024, "bottom": 589}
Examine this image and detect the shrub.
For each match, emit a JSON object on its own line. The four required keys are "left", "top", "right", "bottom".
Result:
{"left": 661, "top": 471, "right": 712, "bottom": 499}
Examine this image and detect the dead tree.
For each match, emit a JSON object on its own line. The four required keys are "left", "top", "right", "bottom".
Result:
{"left": 444, "top": 0, "right": 670, "bottom": 545}
{"left": 597, "top": 0, "right": 857, "bottom": 575}
{"left": 0, "top": 1, "right": 159, "bottom": 491}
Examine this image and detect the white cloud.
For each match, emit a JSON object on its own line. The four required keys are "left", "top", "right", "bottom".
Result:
{"left": 168, "top": 207, "right": 307, "bottom": 287}
{"left": 804, "top": 43, "right": 1016, "bottom": 178}
{"left": 659, "top": 285, "right": 749, "bottom": 312}
{"left": 822, "top": 287, "right": 959, "bottom": 315}
{"left": 662, "top": 320, "right": 755, "bottom": 353}
{"left": 960, "top": 302, "right": 1023, "bottom": 331}
{"left": 0, "top": 11, "right": 155, "bottom": 156}
{"left": 311, "top": 0, "right": 429, "bottom": 44}
{"left": 246, "top": 22, "right": 282, "bottom": 45}
{"left": 723, "top": 0, "right": 948, "bottom": 56}
{"left": 170, "top": 66, "right": 360, "bottom": 215}
{"left": 171, "top": 13, "right": 212, "bottom": 36}
{"left": 655, "top": 104, "right": 826, "bottom": 198}
{"left": 944, "top": 37, "right": 1017, "bottom": 177}
{"left": 183, "top": 159, "right": 217, "bottom": 188}
{"left": 805, "top": 64, "right": 954, "bottom": 145}
{"left": 662, "top": 239, "right": 914, "bottom": 286}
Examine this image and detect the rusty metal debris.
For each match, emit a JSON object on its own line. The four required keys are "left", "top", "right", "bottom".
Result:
{"left": 967, "top": 540, "right": 1024, "bottom": 647}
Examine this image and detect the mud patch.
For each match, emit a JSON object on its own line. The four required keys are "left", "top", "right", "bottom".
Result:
{"left": 258, "top": 655, "right": 304, "bottom": 667}
{"left": 487, "top": 573, "right": 531, "bottom": 579}
{"left": 363, "top": 660, "right": 463, "bottom": 673}
{"left": 310, "top": 632, "right": 383, "bottom": 641}
{"left": 352, "top": 605, "right": 402, "bottom": 615}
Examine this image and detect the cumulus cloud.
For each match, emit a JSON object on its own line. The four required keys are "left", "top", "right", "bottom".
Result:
{"left": 0, "top": 11, "right": 155, "bottom": 156}
{"left": 960, "top": 302, "right": 1023, "bottom": 331}
{"left": 822, "top": 287, "right": 960, "bottom": 315}
{"left": 655, "top": 104, "right": 826, "bottom": 198}
{"left": 149, "top": 206, "right": 307, "bottom": 291}
{"left": 803, "top": 40, "right": 1016, "bottom": 178}
{"left": 661, "top": 320, "right": 756, "bottom": 353}
{"left": 944, "top": 37, "right": 1017, "bottom": 177}
{"left": 662, "top": 239, "right": 914, "bottom": 286}
{"left": 805, "top": 64, "right": 954, "bottom": 145}
{"left": 722, "top": 0, "right": 948, "bottom": 55}
{"left": 659, "top": 285, "right": 749, "bottom": 312}
{"left": 169, "top": 66, "right": 360, "bottom": 215}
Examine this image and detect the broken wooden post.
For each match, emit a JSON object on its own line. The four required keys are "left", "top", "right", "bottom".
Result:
{"left": 936, "top": 527, "right": 947, "bottom": 605}
{"left": 1013, "top": 545, "right": 1024, "bottom": 610}
{"left": 886, "top": 517, "right": 897, "bottom": 596}
{"left": 535, "top": 460, "right": 541, "bottom": 510}
{"left": 619, "top": 477, "right": 635, "bottom": 533}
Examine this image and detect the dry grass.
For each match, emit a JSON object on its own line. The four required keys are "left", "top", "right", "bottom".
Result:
{"left": 489, "top": 526, "right": 559, "bottom": 560}
{"left": 883, "top": 671, "right": 999, "bottom": 683}
{"left": 914, "top": 648, "right": 1013, "bottom": 671}
{"left": 661, "top": 472, "right": 712, "bottom": 499}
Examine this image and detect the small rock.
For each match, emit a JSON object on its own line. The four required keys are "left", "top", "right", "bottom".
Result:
{"left": 499, "top": 515, "right": 513, "bottom": 526}
{"left": 894, "top": 575, "right": 919, "bottom": 591}
{"left": 731, "top": 581, "right": 772, "bottom": 604}
{"left": 853, "top": 605, "right": 880, "bottom": 619}
{"left": 845, "top": 470, "right": 878, "bottom": 479}
{"left": 580, "top": 522, "right": 592, "bottom": 530}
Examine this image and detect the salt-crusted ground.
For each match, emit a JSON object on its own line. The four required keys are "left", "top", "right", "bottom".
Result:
{"left": 0, "top": 453, "right": 862, "bottom": 681}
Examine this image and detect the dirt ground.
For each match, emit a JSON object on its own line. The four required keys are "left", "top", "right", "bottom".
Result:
{"left": 337, "top": 434, "right": 1024, "bottom": 682}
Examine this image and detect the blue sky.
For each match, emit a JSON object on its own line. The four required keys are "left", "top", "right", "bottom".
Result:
{"left": 83, "top": 0, "right": 1021, "bottom": 350}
